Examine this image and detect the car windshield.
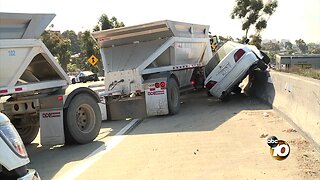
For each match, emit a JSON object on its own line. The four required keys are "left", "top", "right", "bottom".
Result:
{"left": 205, "top": 42, "right": 236, "bottom": 77}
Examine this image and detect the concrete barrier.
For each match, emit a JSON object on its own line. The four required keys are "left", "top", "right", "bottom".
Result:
{"left": 246, "top": 70, "right": 320, "bottom": 147}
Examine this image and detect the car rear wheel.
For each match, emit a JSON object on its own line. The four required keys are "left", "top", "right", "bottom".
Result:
{"left": 232, "top": 86, "right": 242, "bottom": 94}
{"left": 220, "top": 93, "right": 230, "bottom": 102}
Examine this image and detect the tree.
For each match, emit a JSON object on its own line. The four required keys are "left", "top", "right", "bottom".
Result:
{"left": 250, "top": 34, "right": 262, "bottom": 49}
{"left": 295, "top": 39, "right": 308, "bottom": 54}
{"left": 94, "top": 14, "right": 125, "bottom": 32}
{"left": 307, "top": 43, "right": 320, "bottom": 54}
{"left": 261, "top": 41, "right": 280, "bottom": 52}
{"left": 285, "top": 41, "right": 293, "bottom": 50}
{"left": 231, "top": 0, "right": 278, "bottom": 45}
{"left": 41, "top": 30, "right": 72, "bottom": 72}
{"left": 62, "top": 30, "right": 81, "bottom": 54}
{"left": 79, "top": 30, "right": 100, "bottom": 73}
{"left": 79, "top": 14, "right": 125, "bottom": 75}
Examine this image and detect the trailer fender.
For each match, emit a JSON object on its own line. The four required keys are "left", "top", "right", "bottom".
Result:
{"left": 63, "top": 87, "right": 100, "bottom": 109}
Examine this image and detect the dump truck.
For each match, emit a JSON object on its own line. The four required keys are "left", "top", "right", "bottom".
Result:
{"left": 92, "top": 20, "right": 213, "bottom": 120}
{"left": 0, "top": 13, "right": 103, "bottom": 146}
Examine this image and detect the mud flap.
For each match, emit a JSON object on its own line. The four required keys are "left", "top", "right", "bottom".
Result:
{"left": 40, "top": 109, "right": 65, "bottom": 145}
{"left": 144, "top": 78, "right": 169, "bottom": 116}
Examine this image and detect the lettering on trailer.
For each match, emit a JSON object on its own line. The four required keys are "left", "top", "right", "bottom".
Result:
{"left": 42, "top": 112, "right": 61, "bottom": 118}
{"left": 147, "top": 91, "right": 165, "bottom": 96}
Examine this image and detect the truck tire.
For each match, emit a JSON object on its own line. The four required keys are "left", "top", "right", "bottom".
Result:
{"left": 11, "top": 116, "right": 39, "bottom": 145}
{"left": 64, "top": 94, "right": 101, "bottom": 144}
{"left": 167, "top": 78, "right": 180, "bottom": 115}
{"left": 16, "top": 126, "right": 39, "bottom": 145}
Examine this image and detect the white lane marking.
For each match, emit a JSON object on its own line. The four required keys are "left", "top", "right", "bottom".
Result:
{"left": 56, "top": 119, "right": 139, "bottom": 180}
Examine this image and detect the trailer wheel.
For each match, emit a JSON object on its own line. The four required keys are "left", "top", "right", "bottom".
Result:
{"left": 167, "top": 78, "right": 180, "bottom": 115}
{"left": 16, "top": 126, "right": 39, "bottom": 145}
{"left": 11, "top": 117, "right": 39, "bottom": 145}
{"left": 64, "top": 94, "right": 101, "bottom": 144}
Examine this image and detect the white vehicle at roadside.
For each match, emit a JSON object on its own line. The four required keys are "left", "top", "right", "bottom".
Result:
{"left": 204, "top": 41, "right": 269, "bottom": 100}
{"left": 0, "top": 113, "right": 40, "bottom": 180}
{"left": 71, "top": 71, "right": 99, "bottom": 84}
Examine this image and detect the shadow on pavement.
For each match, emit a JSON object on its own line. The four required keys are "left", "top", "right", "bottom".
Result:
{"left": 127, "top": 89, "right": 272, "bottom": 136}
{"left": 26, "top": 120, "right": 128, "bottom": 179}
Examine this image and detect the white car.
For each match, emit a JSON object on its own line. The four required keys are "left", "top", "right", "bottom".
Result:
{"left": 204, "top": 41, "right": 269, "bottom": 100}
{"left": 71, "top": 71, "right": 99, "bottom": 84}
{"left": 0, "top": 113, "right": 40, "bottom": 180}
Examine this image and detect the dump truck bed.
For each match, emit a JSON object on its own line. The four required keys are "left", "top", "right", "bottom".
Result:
{"left": 92, "top": 20, "right": 212, "bottom": 94}
{"left": 92, "top": 20, "right": 211, "bottom": 72}
{"left": 0, "top": 13, "right": 70, "bottom": 96}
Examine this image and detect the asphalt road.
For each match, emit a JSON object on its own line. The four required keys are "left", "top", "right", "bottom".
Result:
{"left": 26, "top": 91, "right": 320, "bottom": 180}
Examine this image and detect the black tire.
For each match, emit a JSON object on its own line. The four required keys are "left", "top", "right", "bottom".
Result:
{"left": 232, "top": 86, "right": 242, "bottom": 94}
{"left": 167, "top": 78, "right": 180, "bottom": 115}
{"left": 71, "top": 78, "right": 76, "bottom": 84}
{"left": 257, "top": 60, "right": 268, "bottom": 71}
{"left": 94, "top": 75, "right": 99, "bottom": 81}
{"left": 220, "top": 94, "right": 230, "bottom": 102}
{"left": 260, "top": 51, "right": 270, "bottom": 64}
{"left": 64, "top": 94, "right": 101, "bottom": 144}
{"left": 16, "top": 126, "right": 39, "bottom": 145}
{"left": 0, "top": 165, "right": 28, "bottom": 180}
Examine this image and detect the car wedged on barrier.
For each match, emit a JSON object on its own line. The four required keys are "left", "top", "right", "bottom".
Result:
{"left": 204, "top": 41, "right": 269, "bottom": 100}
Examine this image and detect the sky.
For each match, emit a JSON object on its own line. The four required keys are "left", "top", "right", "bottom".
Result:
{"left": 0, "top": 0, "right": 319, "bottom": 43}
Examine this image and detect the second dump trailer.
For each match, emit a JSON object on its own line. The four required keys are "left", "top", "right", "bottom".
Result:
{"left": 92, "top": 20, "right": 213, "bottom": 120}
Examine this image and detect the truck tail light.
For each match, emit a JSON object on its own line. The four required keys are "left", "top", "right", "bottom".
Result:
{"left": 0, "top": 89, "right": 8, "bottom": 94}
{"left": 57, "top": 96, "right": 63, "bottom": 101}
{"left": 160, "top": 82, "right": 166, "bottom": 87}
{"left": 0, "top": 114, "right": 28, "bottom": 158}
{"left": 15, "top": 87, "right": 23, "bottom": 91}
{"left": 206, "top": 80, "right": 217, "bottom": 90}
{"left": 234, "top": 49, "right": 245, "bottom": 62}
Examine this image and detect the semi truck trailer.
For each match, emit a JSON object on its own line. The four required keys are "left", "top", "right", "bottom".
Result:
{"left": 0, "top": 13, "right": 103, "bottom": 146}
{"left": 92, "top": 20, "right": 213, "bottom": 120}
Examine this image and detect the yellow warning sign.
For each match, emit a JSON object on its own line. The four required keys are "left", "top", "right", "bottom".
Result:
{"left": 88, "top": 55, "right": 99, "bottom": 66}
